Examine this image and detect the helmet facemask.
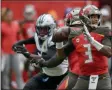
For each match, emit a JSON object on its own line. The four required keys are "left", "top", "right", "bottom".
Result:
{"left": 88, "top": 14, "right": 101, "bottom": 28}
{"left": 35, "top": 25, "right": 52, "bottom": 40}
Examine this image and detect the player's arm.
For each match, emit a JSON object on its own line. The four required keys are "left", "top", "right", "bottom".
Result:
{"left": 12, "top": 45, "right": 40, "bottom": 59}
{"left": 12, "top": 37, "right": 35, "bottom": 57}
{"left": 91, "top": 39, "right": 112, "bottom": 57}
{"left": 38, "top": 41, "right": 75, "bottom": 68}
{"left": 99, "top": 31, "right": 112, "bottom": 57}
{"left": 52, "top": 26, "right": 82, "bottom": 42}
{"left": 38, "top": 54, "right": 64, "bottom": 68}
{"left": 56, "top": 40, "right": 75, "bottom": 59}
{"left": 12, "top": 44, "right": 42, "bottom": 68}
{"left": 13, "top": 37, "right": 35, "bottom": 46}
{"left": 84, "top": 25, "right": 112, "bottom": 57}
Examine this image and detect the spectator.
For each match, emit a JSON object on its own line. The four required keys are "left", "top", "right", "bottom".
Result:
{"left": 100, "top": 6, "right": 111, "bottom": 29}
{"left": 1, "top": 8, "right": 24, "bottom": 89}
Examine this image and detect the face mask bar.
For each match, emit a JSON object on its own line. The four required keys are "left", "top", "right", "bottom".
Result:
{"left": 35, "top": 26, "right": 51, "bottom": 39}
{"left": 88, "top": 14, "right": 101, "bottom": 28}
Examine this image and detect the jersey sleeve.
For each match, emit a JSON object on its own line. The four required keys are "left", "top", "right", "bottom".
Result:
{"left": 15, "top": 37, "right": 35, "bottom": 45}
{"left": 94, "top": 27, "right": 112, "bottom": 47}
{"left": 68, "top": 27, "right": 83, "bottom": 40}
{"left": 101, "top": 28, "right": 112, "bottom": 47}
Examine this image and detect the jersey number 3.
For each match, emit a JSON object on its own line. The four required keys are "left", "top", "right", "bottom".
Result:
{"left": 83, "top": 44, "right": 93, "bottom": 63}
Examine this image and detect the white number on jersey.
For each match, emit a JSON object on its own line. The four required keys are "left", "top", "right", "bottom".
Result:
{"left": 83, "top": 44, "right": 93, "bottom": 63}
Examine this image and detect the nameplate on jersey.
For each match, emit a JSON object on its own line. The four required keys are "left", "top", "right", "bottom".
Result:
{"left": 88, "top": 75, "right": 99, "bottom": 90}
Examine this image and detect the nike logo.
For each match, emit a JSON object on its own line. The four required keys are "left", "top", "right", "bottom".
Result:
{"left": 42, "top": 77, "right": 49, "bottom": 82}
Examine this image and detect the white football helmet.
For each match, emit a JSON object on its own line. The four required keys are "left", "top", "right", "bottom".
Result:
{"left": 35, "top": 14, "right": 56, "bottom": 40}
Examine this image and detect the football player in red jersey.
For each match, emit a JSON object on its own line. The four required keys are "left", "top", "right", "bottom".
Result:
{"left": 56, "top": 8, "right": 82, "bottom": 90}
{"left": 53, "top": 5, "right": 112, "bottom": 89}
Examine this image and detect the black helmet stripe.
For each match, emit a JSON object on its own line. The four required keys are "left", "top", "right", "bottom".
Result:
{"left": 38, "top": 16, "right": 41, "bottom": 26}
{"left": 41, "top": 14, "right": 46, "bottom": 23}
{"left": 39, "top": 14, "right": 46, "bottom": 25}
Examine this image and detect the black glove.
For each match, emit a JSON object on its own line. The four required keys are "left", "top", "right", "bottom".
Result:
{"left": 12, "top": 44, "right": 18, "bottom": 52}
{"left": 12, "top": 45, "right": 25, "bottom": 52}
{"left": 12, "top": 45, "right": 31, "bottom": 58}
{"left": 37, "top": 58, "right": 45, "bottom": 67}
{"left": 30, "top": 57, "right": 45, "bottom": 68}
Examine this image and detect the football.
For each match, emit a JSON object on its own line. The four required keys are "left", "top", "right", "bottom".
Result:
{"left": 52, "top": 27, "right": 70, "bottom": 42}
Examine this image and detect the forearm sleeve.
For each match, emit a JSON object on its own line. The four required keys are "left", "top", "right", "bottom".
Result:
{"left": 15, "top": 37, "right": 35, "bottom": 45}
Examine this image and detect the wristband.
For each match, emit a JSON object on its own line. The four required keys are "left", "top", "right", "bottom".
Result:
{"left": 91, "top": 39, "right": 104, "bottom": 51}
{"left": 23, "top": 52, "right": 31, "bottom": 58}
{"left": 56, "top": 42, "right": 63, "bottom": 49}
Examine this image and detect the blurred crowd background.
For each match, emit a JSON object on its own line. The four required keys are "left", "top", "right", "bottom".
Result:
{"left": 1, "top": 0, "right": 112, "bottom": 89}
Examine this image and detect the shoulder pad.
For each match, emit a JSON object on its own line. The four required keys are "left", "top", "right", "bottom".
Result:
{"left": 94, "top": 26, "right": 111, "bottom": 37}
{"left": 68, "top": 27, "right": 83, "bottom": 39}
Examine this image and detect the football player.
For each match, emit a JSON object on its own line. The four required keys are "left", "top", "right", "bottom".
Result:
{"left": 12, "top": 14, "right": 68, "bottom": 90}
{"left": 53, "top": 5, "right": 112, "bottom": 89}
{"left": 35, "top": 8, "right": 83, "bottom": 90}
{"left": 56, "top": 8, "right": 82, "bottom": 90}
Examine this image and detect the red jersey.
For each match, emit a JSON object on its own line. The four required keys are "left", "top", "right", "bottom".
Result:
{"left": 68, "top": 50, "right": 81, "bottom": 75}
{"left": 68, "top": 27, "right": 82, "bottom": 75}
{"left": 2, "top": 21, "right": 20, "bottom": 54}
{"left": 72, "top": 32, "right": 108, "bottom": 75}
{"left": 19, "top": 20, "right": 36, "bottom": 53}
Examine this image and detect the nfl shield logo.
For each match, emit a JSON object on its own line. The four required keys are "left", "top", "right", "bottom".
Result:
{"left": 76, "top": 38, "right": 80, "bottom": 42}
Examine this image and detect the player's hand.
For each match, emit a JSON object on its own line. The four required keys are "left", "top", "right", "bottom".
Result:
{"left": 12, "top": 45, "right": 27, "bottom": 53}
{"left": 12, "top": 45, "right": 31, "bottom": 58}
{"left": 12, "top": 44, "right": 23, "bottom": 53}
{"left": 83, "top": 24, "right": 94, "bottom": 42}
{"left": 30, "top": 57, "right": 45, "bottom": 68}
{"left": 12, "top": 44, "right": 18, "bottom": 52}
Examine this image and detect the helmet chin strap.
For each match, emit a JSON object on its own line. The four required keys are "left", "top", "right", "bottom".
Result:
{"left": 39, "top": 33, "right": 52, "bottom": 41}
{"left": 89, "top": 20, "right": 99, "bottom": 29}
{"left": 39, "top": 35, "right": 48, "bottom": 41}
{"left": 90, "top": 24, "right": 98, "bottom": 28}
